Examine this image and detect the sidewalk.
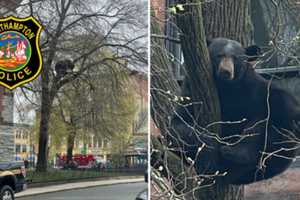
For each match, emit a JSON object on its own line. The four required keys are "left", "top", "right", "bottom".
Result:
{"left": 16, "top": 176, "right": 144, "bottom": 198}
{"left": 245, "top": 168, "right": 300, "bottom": 200}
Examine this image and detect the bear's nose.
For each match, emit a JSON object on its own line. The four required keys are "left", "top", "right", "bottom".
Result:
{"left": 219, "top": 70, "right": 232, "bottom": 80}
{"left": 218, "top": 57, "right": 234, "bottom": 80}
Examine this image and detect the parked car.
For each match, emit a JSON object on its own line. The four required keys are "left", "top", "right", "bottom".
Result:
{"left": 0, "top": 162, "right": 27, "bottom": 200}
{"left": 135, "top": 188, "right": 147, "bottom": 200}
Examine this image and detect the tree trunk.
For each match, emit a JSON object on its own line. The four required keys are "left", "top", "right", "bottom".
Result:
{"left": 151, "top": 0, "right": 255, "bottom": 199}
{"left": 66, "top": 133, "right": 76, "bottom": 163}
{"left": 36, "top": 12, "right": 63, "bottom": 172}
{"left": 150, "top": 15, "right": 180, "bottom": 135}
{"left": 66, "top": 117, "right": 77, "bottom": 165}
{"left": 203, "top": 0, "right": 253, "bottom": 46}
{"left": 36, "top": 67, "right": 51, "bottom": 172}
{"left": 151, "top": 15, "right": 202, "bottom": 199}
{"left": 36, "top": 66, "right": 58, "bottom": 172}
{"left": 174, "top": 1, "right": 244, "bottom": 199}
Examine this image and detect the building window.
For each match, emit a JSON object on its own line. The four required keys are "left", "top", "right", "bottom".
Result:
{"left": 165, "top": 0, "right": 185, "bottom": 81}
{"left": 103, "top": 140, "right": 108, "bottom": 148}
{"left": 22, "top": 145, "right": 27, "bottom": 153}
{"left": 23, "top": 132, "right": 28, "bottom": 139}
{"left": 93, "top": 136, "right": 98, "bottom": 148}
{"left": 16, "top": 144, "right": 21, "bottom": 153}
{"left": 99, "top": 139, "right": 103, "bottom": 148}
{"left": 30, "top": 145, "right": 35, "bottom": 153}
{"left": 15, "top": 130, "right": 21, "bottom": 139}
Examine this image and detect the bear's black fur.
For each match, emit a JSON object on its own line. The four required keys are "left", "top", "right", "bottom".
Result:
{"left": 169, "top": 38, "right": 300, "bottom": 185}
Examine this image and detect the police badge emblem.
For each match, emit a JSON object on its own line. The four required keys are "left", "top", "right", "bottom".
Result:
{"left": 0, "top": 16, "right": 43, "bottom": 89}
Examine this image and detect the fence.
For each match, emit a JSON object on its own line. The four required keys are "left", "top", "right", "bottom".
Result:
{"left": 26, "top": 166, "right": 146, "bottom": 185}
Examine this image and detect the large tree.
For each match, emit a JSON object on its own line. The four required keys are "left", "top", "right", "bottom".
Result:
{"left": 58, "top": 65, "right": 137, "bottom": 165}
{"left": 13, "top": 0, "right": 147, "bottom": 172}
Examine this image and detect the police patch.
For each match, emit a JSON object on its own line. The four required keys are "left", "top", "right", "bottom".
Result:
{"left": 0, "top": 16, "right": 43, "bottom": 90}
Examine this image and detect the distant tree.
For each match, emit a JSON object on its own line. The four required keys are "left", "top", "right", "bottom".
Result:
{"left": 57, "top": 63, "right": 137, "bottom": 165}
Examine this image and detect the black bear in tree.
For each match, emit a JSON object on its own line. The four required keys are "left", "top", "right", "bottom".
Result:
{"left": 169, "top": 38, "right": 300, "bottom": 185}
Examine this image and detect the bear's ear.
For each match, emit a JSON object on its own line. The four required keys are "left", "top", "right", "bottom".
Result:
{"left": 245, "top": 45, "right": 261, "bottom": 62}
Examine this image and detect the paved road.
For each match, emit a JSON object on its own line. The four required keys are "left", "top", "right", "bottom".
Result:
{"left": 17, "top": 182, "right": 147, "bottom": 200}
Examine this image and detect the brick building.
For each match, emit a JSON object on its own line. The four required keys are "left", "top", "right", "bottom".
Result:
{"left": 0, "top": 89, "right": 14, "bottom": 162}
{"left": 0, "top": 1, "right": 20, "bottom": 162}
{"left": 151, "top": 0, "right": 184, "bottom": 136}
{"left": 14, "top": 123, "right": 34, "bottom": 162}
{"left": 125, "top": 71, "right": 148, "bottom": 166}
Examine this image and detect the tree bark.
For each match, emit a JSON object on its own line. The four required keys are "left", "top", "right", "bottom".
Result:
{"left": 66, "top": 130, "right": 76, "bottom": 165}
{"left": 66, "top": 116, "right": 77, "bottom": 165}
{"left": 175, "top": 1, "right": 221, "bottom": 125}
{"left": 151, "top": 11, "right": 201, "bottom": 199}
{"left": 36, "top": 6, "right": 65, "bottom": 172}
{"left": 36, "top": 65, "right": 51, "bottom": 172}
{"left": 151, "top": 0, "right": 255, "bottom": 199}
{"left": 174, "top": 1, "right": 244, "bottom": 199}
{"left": 37, "top": 74, "right": 63, "bottom": 171}
{"left": 150, "top": 15, "right": 180, "bottom": 135}
{"left": 203, "top": 0, "right": 253, "bottom": 46}
{"left": 36, "top": 66, "right": 59, "bottom": 171}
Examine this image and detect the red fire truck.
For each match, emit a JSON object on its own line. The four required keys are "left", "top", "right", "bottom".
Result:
{"left": 57, "top": 154, "right": 96, "bottom": 169}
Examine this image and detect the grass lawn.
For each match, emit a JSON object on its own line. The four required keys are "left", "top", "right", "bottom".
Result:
{"left": 26, "top": 168, "right": 143, "bottom": 184}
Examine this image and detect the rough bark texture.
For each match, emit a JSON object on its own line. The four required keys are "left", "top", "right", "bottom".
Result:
{"left": 36, "top": 66, "right": 60, "bottom": 172}
{"left": 176, "top": 1, "right": 221, "bottom": 127}
{"left": 203, "top": 0, "right": 253, "bottom": 46}
{"left": 151, "top": 11, "right": 202, "bottom": 199}
{"left": 151, "top": 10, "right": 180, "bottom": 135}
{"left": 174, "top": 0, "right": 244, "bottom": 199}
{"left": 36, "top": 66, "right": 51, "bottom": 172}
{"left": 36, "top": 9, "right": 65, "bottom": 172}
{"left": 66, "top": 127, "right": 76, "bottom": 164}
{"left": 151, "top": 0, "right": 255, "bottom": 199}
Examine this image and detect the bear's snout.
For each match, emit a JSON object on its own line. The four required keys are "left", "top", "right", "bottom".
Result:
{"left": 218, "top": 57, "right": 234, "bottom": 80}
{"left": 219, "top": 70, "right": 232, "bottom": 80}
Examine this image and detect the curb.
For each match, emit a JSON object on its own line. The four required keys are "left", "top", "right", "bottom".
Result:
{"left": 27, "top": 175, "right": 143, "bottom": 188}
{"left": 16, "top": 177, "right": 144, "bottom": 198}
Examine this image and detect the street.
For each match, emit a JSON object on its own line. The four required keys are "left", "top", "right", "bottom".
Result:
{"left": 17, "top": 182, "right": 147, "bottom": 200}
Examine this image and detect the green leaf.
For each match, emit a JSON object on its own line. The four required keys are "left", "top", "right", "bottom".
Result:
{"left": 169, "top": 6, "right": 177, "bottom": 14}
{"left": 176, "top": 4, "right": 184, "bottom": 11}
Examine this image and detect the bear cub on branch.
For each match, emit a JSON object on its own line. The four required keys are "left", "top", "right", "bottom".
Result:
{"left": 170, "top": 38, "right": 300, "bottom": 185}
